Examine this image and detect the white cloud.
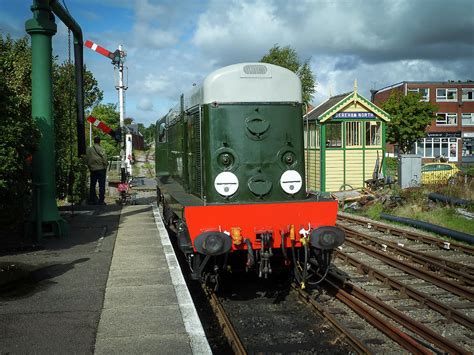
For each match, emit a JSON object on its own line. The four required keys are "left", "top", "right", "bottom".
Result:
{"left": 142, "top": 73, "right": 170, "bottom": 94}
{"left": 137, "top": 97, "right": 154, "bottom": 111}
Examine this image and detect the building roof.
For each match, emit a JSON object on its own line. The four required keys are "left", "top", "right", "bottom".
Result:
{"left": 304, "top": 90, "right": 390, "bottom": 122}
{"left": 373, "top": 80, "right": 474, "bottom": 95}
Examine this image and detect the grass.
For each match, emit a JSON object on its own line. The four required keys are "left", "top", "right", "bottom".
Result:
{"left": 356, "top": 180, "right": 474, "bottom": 236}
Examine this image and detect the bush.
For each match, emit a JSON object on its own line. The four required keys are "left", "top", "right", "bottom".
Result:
{"left": 0, "top": 35, "right": 39, "bottom": 229}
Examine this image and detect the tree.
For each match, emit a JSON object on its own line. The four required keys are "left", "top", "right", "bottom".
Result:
{"left": 381, "top": 91, "right": 438, "bottom": 154}
{"left": 53, "top": 60, "right": 103, "bottom": 202}
{"left": 90, "top": 103, "right": 121, "bottom": 158}
{"left": 260, "top": 45, "right": 316, "bottom": 106}
{"left": 0, "top": 35, "right": 39, "bottom": 227}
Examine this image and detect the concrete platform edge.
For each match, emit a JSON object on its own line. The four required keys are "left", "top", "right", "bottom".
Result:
{"left": 151, "top": 203, "right": 212, "bottom": 355}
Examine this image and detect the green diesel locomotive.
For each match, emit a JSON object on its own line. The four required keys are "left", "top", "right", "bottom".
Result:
{"left": 155, "top": 63, "right": 344, "bottom": 286}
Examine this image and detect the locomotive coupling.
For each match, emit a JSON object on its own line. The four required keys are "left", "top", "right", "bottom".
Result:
{"left": 309, "top": 226, "right": 345, "bottom": 250}
{"left": 194, "top": 231, "right": 232, "bottom": 256}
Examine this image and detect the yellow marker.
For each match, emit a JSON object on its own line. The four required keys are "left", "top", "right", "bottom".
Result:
{"left": 301, "top": 281, "right": 306, "bottom": 290}
{"left": 231, "top": 227, "right": 242, "bottom": 245}
{"left": 289, "top": 224, "right": 295, "bottom": 240}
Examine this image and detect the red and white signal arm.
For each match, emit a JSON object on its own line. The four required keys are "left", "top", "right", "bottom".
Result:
{"left": 87, "top": 115, "right": 112, "bottom": 134}
{"left": 87, "top": 115, "right": 120, "bottom": 141}
{"left": 84, "top": 40, "right": 121, "bottom": 63}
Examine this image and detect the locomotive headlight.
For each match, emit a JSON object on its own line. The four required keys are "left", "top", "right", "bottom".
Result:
{"left": 280, "top": 170, "right": 302, "bottom": 194}
{"left": 214, "top": 171, "right": 239, "bottom": 196}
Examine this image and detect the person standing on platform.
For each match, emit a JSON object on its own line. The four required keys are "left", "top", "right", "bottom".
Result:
{"left": 86, "top": 136, "right": 108, "bottom": 205}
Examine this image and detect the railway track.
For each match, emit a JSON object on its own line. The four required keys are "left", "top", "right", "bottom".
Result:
{"left": 329, "top": 212, "right": 474, "bottom": 353}
{"left": 168, "top": 210, "right": 474, "bottom": 353}
{"left": 202, "top": 274, "right": 355, "bottom": 354}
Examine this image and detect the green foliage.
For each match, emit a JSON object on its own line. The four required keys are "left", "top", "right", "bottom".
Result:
{"left": 90, "top": 103, "right": 121, "bottom": 158}
{"left": 53, "top": 60, "right": 103, "bottom": 203}
{"left": 260, "top": 45, "right": 316, "bottom": 106}
{"left": 0, "top": 35, "right": 39, "bottom": 227}
{"left": 0, "top": 33, "right": 105, "bottom": 228}
{"left": 140, "top": 123, "right": 156, "bottom": 146}
{"left": 381, "top": 91, "right": 437, "bottom": 154}
{"left": 385, "top": 157, "right": 398, "bottom": 179}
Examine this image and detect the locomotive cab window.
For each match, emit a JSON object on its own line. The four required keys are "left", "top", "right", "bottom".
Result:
{"left": 158, "top": 123, "right": 167, "bottom": 143}
{"left": 325, "top": 122, "right": 342, "bottom": 148}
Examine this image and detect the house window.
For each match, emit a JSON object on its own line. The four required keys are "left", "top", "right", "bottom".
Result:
{"left": 436, "top": 88, "right": 457, "bottom": 101}
{"left": 462, "top": 88, "right": 474, "bottom": 101}
{"left": 345, "top": 121, "right": 362, "bottom": 147}
{"left": 407, "top": 88, "right": 430, "bottom": 101}
{"left": 436, "top": 113, "right": 457, "bottom": 126}
{"left": 325, "top": 122, "right": 342, "bottom": 148}
{"left": 365, "top": 121, "right": 381, "bottom": 146}
{"left": 463, "top": 138, "right": 474, "bottom": 159}
{"left": 462, "top": 113, "right": 474, "bottom": 126}
{"left": 416, "top": 138, "right": 458, "bottom": 160}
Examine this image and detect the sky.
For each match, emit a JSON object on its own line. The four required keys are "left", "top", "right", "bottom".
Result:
{"left": 1, "top": 0, "right": 473, "bottom": 127}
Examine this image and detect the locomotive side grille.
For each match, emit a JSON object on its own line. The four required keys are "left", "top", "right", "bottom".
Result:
{"left": 192, "top": 110, "right": 202, "bottom": 197}
{"left": 243, "top": 64, "right": 267, "bottom": 75}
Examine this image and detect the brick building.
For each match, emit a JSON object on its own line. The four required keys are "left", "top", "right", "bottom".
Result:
{"left": 372, "top": 81, "right": 474, "bottom": 163}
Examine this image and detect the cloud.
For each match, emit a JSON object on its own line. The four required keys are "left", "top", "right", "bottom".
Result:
{"left": 3, "top": 0, "right": 472, "bottom": 127}
{"left": 137, "top": 97, "right": 154, "bottom": 111}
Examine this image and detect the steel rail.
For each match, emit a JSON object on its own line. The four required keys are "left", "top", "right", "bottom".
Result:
{"left": 338, "top": 222, "right": 474, "bottom": 284}
{"left": 321, "top": 277, "right": 432, "bottom": 354}
{"left": 326, "top": 273, "right": 470, "bottom": 354}
{"left": 334, "top": 250, "right": 474, "bottom": 331}
{"left": 338, "top": 213, "right": 474, "bottom": 256}
{"left": 344, "top": 235, "right": 474, "bottom": 301}
{"left": 292, "top": 284, "right": 371, "bottom": 354}
{"left": 203, "top": 286, "right": 247, "bottom": 355}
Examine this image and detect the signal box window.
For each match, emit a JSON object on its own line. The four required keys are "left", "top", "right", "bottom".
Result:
{"left": 305, "top": 122, "right": 319, "bottom": 148}
{"left": 365, "top": 121, "right": 381, "bottom": 146}
{"left": 325, "top": 122, "right": 342, "bottom": 148}
{"left": 345, "top": 121, "right": 362, "bottom": 147}
{"left": 436, "top": 88, "right": 457, "bottom": 101}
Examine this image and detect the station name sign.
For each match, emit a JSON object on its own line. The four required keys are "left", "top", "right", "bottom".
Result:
{"left": 334, "top": 112, "right": 375, "bottom": 118}
{"left": 427, "top": 132, "right": 461, "bottom": 138}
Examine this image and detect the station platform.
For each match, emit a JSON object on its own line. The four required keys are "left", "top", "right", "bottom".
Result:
{"left": 0, "top": 202, "right": 211, "bottom": 354}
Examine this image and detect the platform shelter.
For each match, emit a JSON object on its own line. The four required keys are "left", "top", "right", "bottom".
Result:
{"left": 304, "top": 89, "right": 390, "bottom": 192}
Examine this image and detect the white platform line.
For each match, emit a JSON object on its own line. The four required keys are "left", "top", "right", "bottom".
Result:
{"left": 151, "top": 203, "right": 212, "bottom": 355}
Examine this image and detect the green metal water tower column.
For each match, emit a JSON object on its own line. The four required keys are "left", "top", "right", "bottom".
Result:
{"left": 25, "top": 0, "right": 67, "bottom": 239}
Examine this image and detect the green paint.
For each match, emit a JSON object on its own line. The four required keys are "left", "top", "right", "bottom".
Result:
{"left": 25, "top": 0, "right": 67, "bottom": 239}
{"left": 382, "top": 122, "right": 387, "bottom": 176}
{"left": 342, "top": 121, "right": 346, "bottom": 188}
{"left": 203, "top": 103, "right": 305, "bottom": 203}
{"left": 320, "top": 125, "right": 326, "bottom": 192}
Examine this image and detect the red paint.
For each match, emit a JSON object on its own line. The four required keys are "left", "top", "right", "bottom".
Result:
{"left": 84, "top": 40, "right": 114, "bottom": 59}
{"left": 184, "top": 200, "right": 339, "bottom": 251}
{"left": 87, "top": 115, "right": 112, "bottom": 134}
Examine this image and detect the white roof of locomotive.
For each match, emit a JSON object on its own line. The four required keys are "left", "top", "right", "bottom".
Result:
{"left": 185, "top": 63, "right": 302, "bottom": 109}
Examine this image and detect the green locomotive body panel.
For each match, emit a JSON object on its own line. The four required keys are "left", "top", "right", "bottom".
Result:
{"left": 155, "top": 62, "right": 307, "bottom": 213}
{"left": 201, "top": 103, "right": 306, "bottom": 203}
